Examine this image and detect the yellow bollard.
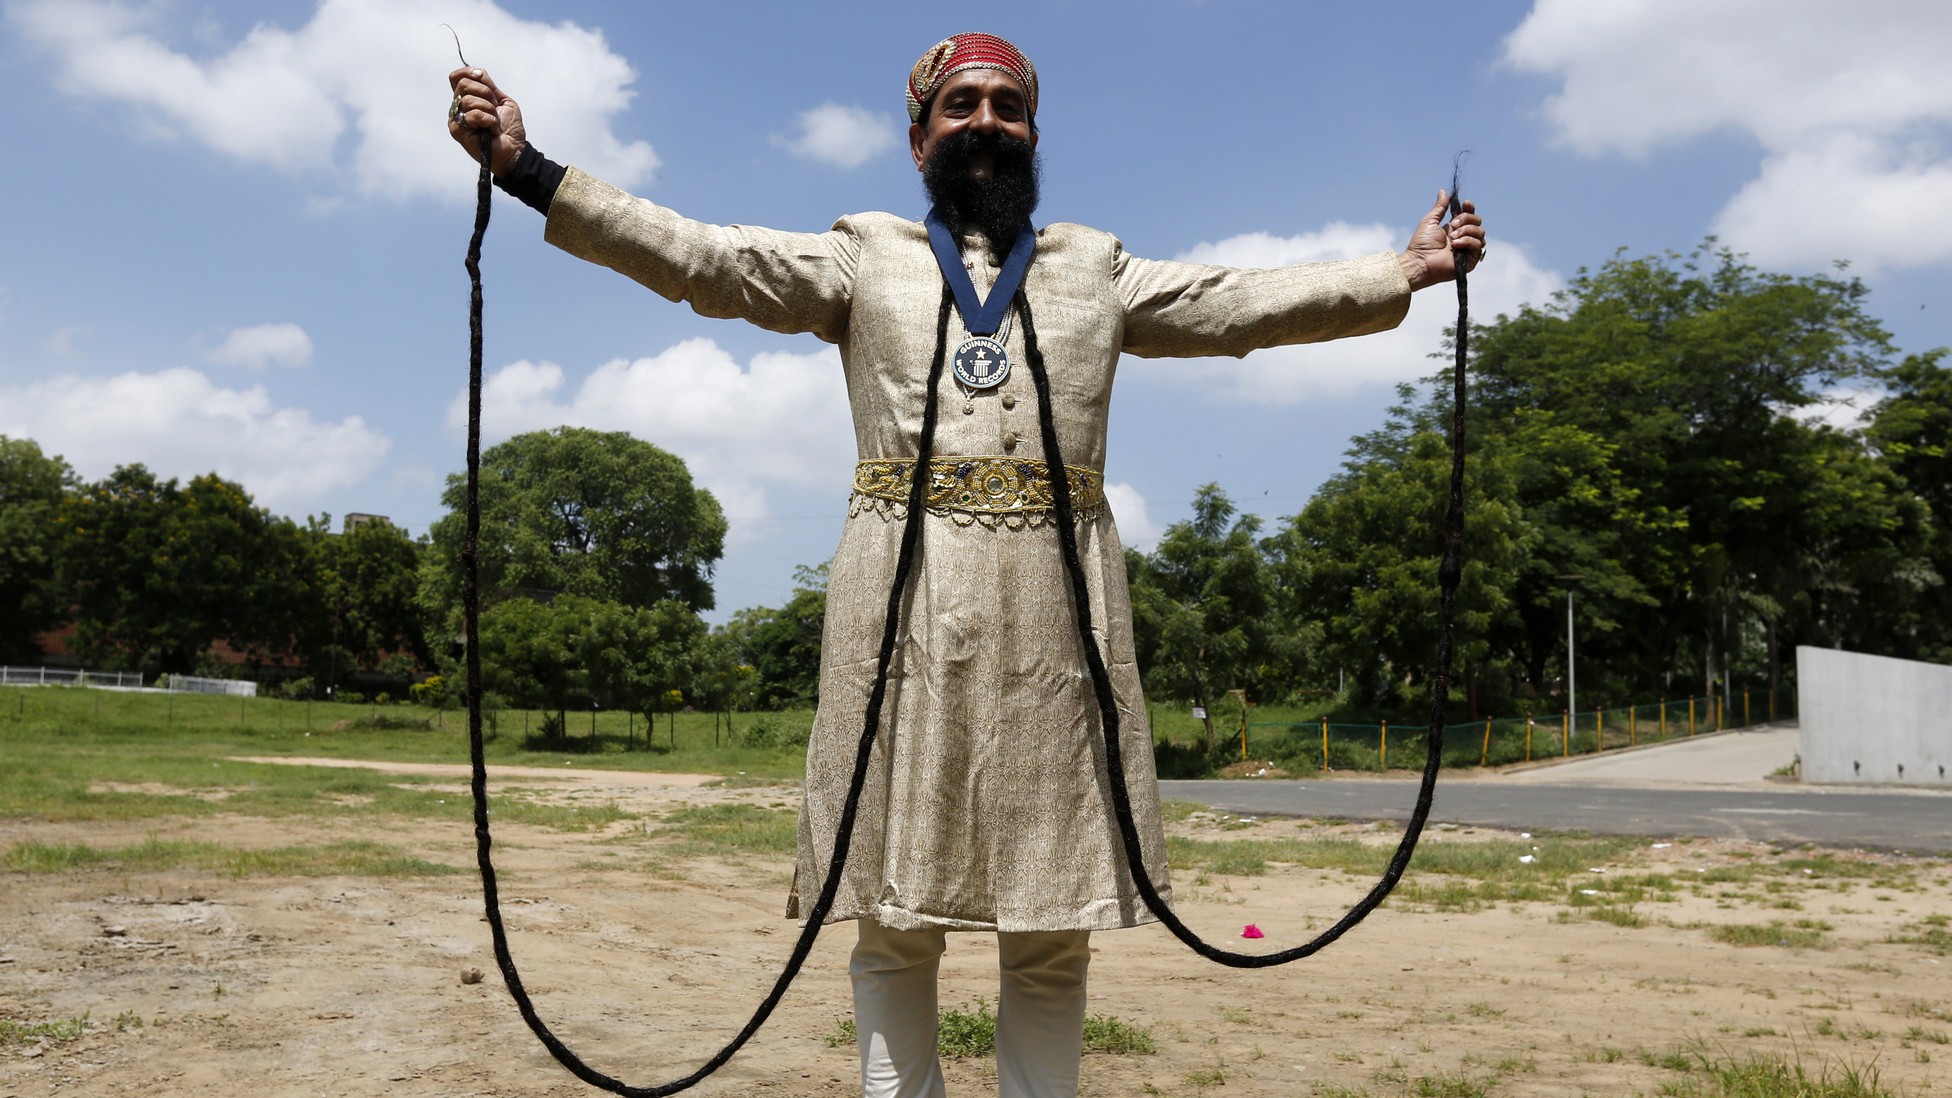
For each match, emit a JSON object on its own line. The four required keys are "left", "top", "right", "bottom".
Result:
{"left": 1744, "top": 689, "right": 1750, "bottom": 727}
{"left": 1660, "top": 699, "right": 1667, "bottom": 740}
{"left": 1688, "top": 696, "right": 1696, "bottom": 736}
{"left": 1562, "top": 710, "right": 1570, "bottom": 757}
{"left": 1630, "top": 706, "right": 1637, "bottom": 746}
{"left": 1481, "top": 717, "right": 1492, "bottom": 767}
{"left": 1526, "top": 712, "right": 1534, "bottom": 762}
{"left": 1380, "top": 719, "right": 1389, "bottom": 770}
{"left": 1594, "top": 707, "right": 1604, "bottom": 753}
{"left": 1320, "top": 715, "right": 1329, "bottom": 772}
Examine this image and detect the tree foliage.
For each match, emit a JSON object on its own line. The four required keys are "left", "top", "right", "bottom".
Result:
{"left": 0, "top": 437, "right": 77, "bottom": 660}
{"left": 1126, "top": 486, "right": 1275, "bottom": 743}
{"left": 478, "top": 595, "right": 704, "bottom": 716}
{"left": 1865, "top": 350, "right": 1952, "bottom": 662}
{"left": 57, "top": 467, "right": 313, "bottom": 673}
{"left": 311, "top": 517, "right": 429, "bottom": 683}
{"left": 721, "top": 562, "right": 828, "bottom": 708}
{"left": 422, "top": 427, "right": 727, "bottom": 625}
{"left": 1238, "top": 244, "right": 1938, "bottom": 714}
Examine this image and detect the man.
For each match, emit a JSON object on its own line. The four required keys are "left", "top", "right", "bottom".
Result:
{"left": 450, "top": 31, "right": 1482, "bottom": 1098}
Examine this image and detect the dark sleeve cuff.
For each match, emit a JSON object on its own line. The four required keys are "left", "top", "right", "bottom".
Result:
{"left": 493, "top": 144, "right": 566, "bottom": 216}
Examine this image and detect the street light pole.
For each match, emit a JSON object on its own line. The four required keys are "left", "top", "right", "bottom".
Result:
{"left": 1567, "top": 587, "right": 1576, "bottom": 721}
{"left": 1557, "top": 574, "right": 1584, "bottom": 725}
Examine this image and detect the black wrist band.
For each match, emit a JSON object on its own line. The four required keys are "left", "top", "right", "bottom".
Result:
{"left": 492, "top": 144, "right": 565, "bottom": 216}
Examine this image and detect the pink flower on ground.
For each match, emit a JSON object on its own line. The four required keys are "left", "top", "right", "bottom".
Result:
{"left": 1241, "top": 924, "right": 1264, "bottom": 939}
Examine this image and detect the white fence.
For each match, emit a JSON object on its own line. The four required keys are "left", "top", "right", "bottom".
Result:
{"left": 165, "top": 675, "right": 258, "bottom": 698}
{"left": 0, "top": 666, "right": 147, "bottom": 689}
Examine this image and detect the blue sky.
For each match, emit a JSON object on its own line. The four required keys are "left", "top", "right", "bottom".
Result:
{"left": 4, "top": 0, "right": 1948, "bottom": 621}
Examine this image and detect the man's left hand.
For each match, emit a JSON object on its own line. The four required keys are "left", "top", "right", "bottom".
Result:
{"left": 1399, "top": 191, "right": 1485, "bottom": 292}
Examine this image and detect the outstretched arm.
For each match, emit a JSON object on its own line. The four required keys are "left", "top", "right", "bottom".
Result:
{"left": 1398, "top": 191, "right": 1484, "bottom": 291}
{"left": 442, "top": 66, "right": 857, "bottom": 342}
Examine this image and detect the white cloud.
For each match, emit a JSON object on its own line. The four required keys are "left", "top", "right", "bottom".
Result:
{"left": 1791, "top": 386, "right": 1880, "bottom": 434}
{"left": 777, "top": 103, "right": 900, "bottom": 169}
{"left": 1504, "top": 0, "right": 1952, "bottom": 272}
{"left": 1141, "top": 223, "right": 1562, "bottom": 404}
{"left": 1103, "top": 482, "right": 1160, "bottom": 551}
{"left": 452, "top": 338, "right": 854, "bottom": 545}
{"left": 7, "top": 0, "right": 658, "bottom": 203}
{"left": 0, "top": 367, "right": 390, "bottom": 508}
{"left": 205, "top": 322, "right": 314, "bottom": 369}
{"left": 47, "top": 324, "right": 92, "bottom": 356}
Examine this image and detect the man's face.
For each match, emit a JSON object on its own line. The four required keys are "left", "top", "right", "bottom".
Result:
{"left": 909, "top": 68, "right": 1037, "bottom": 178}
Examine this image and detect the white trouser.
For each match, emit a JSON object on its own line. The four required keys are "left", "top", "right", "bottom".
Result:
{"left": 851, "top": 920, "right": 1091, "bottom": 1098}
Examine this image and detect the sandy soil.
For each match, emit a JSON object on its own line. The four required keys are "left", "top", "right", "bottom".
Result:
{"left": 3, "top": 762, "right": 1948, "bottom": 1097}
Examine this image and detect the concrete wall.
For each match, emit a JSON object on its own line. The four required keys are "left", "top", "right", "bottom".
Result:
{"left": 1798, "top": 646, "right": 1952, "bottom": 787}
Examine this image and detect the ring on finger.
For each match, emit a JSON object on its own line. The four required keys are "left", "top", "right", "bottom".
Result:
{"left": 449, "top": 96, "right": 463, "bottom": 123}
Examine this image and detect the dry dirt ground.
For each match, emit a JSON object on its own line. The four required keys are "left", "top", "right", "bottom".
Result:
{"left": 3, "top": 762, "right": 1948, "bottom": 1098}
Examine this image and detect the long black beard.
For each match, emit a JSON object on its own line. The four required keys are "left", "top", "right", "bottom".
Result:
{"left": 921, "top": 130, "right": 1041, "bottom": 256}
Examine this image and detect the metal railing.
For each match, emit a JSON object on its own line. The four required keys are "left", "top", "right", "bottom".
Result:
{"left": 164, "top": 674, "right": 258, "bottom": 698}
{"left": 1240, "top": 688, "right": 1798, "bottom": 772}
{"left": 0, "top": 666, "right": 147, "bottom": 689}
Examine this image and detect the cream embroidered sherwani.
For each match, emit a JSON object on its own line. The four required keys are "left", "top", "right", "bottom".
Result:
{"left": 544, "top": 167, "right": 1412, "bottom": 933}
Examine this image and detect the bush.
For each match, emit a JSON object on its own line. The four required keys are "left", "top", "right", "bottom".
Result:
{"left": 346, "top": 712, "right": 432, "bottom": 731}
{"left": 1151, "top": 735, "right": 1242, "bottom": 779}
{"left": 336, "top": 691, "right": 367, "bottom": 706}
{"left": 278, "top": 677, "right": 315, "bottom": 701}
{"left": 738, "top": 714, "right": 811, "bottom": 750}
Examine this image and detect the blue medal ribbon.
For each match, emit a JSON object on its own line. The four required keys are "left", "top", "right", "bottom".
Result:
{"left": 924, "top": 207, "right": 1036, "bottom": 335}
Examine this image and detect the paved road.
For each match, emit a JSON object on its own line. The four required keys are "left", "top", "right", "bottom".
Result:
{"left": 1159, "top": 725, "right": 1952, "bottom": 854}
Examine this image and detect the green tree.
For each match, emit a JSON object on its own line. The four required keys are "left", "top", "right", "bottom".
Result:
{"left": 1469, "top": 243, "right": 1911, "bottom": 698}
{"left": 313, "top": 517, "right": 429, "bottom": 679}
{"left": 722, "top": 562, "right": 828, "bottom": 708}
{"left": 0, "top": 437, "right": 78, "bottom": 660}
{"left": 1126, "top": 485, "right": 1276, "bottom": 746}
{"left": 422, "top": 427, "right": 727, "bottom": 629}
{"left": 1863, "top": 350, "right": 1952, "bottom": 662}
{"left": 477, "top": 596, "right": 584, "bottom": 714}
{"left": 58, "top": 467, "right": 313, "bottom": 674}
{"left": 1264, "top": 410, "right": 1529, "bottom": 716}
{"left": 477, "top": 594, "right": 706, "bottom": 738}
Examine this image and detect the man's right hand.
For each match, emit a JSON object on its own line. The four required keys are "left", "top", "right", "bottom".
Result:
{"left": 448, "top": 67, "right": 527, "bottom": 177}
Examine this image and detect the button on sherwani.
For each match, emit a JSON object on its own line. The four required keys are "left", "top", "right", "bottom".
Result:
{"left": 544, "top": 167, "right": 1412, "bottom": 932}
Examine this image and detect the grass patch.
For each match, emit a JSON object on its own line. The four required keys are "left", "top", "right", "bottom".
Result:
{"left": 1577, "top": 905, "right": 1650, "bottom": 928}
{"left": 1170, "top": 831, "right": 1640, "bottom": 880}
{"left": 4, "top": 837, "right": 459, "bottom": 878}
{"left": 939, "top": 999, "right": 997, "bottom": 1058}
{"left": 489, "top": 798, "right": 634, "bottom": 832}
{"left": 0, "top": 688, "right": 813, "bottom": 828}
{"left": 1408, "top": 1073, "right": 1494, "bottom": 1097}
{"left": 1082, "top": 1013, "right": 1156, "bottom": 1055}
{"left": 1653, "top": 1044, "right": 1900, "bottom": 1097}
{"left": 1705, "top": 919, "right": 1832, "bottom": 949}
{"left": 656, "top": 803, "right": 796, "bottom": 857}
{"left": 821, "top": 1005, "right": 1154, "bottom": 1058}
{"left": 0, "top": 1014, "right": 88, "bottom": 1046}
{"left": 1159, "top": 799, "right": 1204, "bottom": 823}
{"left": 1885, "top": 918, "right": 1952, "bottom": 955}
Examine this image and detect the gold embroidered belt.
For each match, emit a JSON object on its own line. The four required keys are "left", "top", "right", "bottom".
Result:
{"left": 852, "top": 457, "right": 1104, "bottom": 515}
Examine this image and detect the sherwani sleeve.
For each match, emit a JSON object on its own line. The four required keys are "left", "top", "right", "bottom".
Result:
{"left": 1113, "top": 245, "right": 1412, "bottom": 359}
{"left": 542, "top": 167, "right": 860, "bottom": 345}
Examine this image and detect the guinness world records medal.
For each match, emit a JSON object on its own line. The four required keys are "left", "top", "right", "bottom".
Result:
{"left": 953, "top": 336, "right": 1010, "bottom": 389}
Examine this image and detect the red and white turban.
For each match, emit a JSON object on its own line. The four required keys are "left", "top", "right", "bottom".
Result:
{"left": 906, "top": 33, "right": 1038, "bottom": 122}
